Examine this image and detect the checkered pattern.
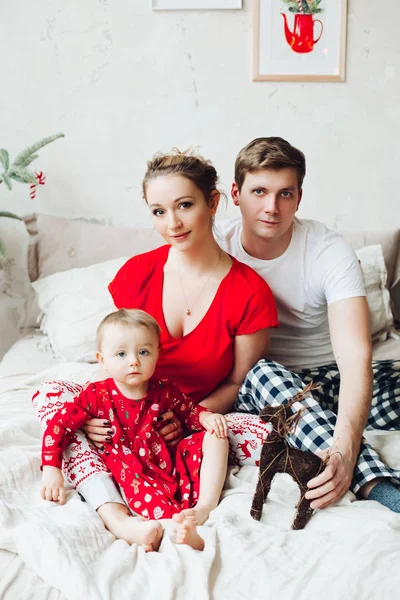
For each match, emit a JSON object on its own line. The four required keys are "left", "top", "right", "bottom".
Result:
{"left": 235, "top": 359, "right": 400, "bottom": 494}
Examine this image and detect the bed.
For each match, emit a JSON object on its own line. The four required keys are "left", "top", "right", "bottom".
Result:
{"left": 0, "top": 214, "right": 399, "bottom": 600}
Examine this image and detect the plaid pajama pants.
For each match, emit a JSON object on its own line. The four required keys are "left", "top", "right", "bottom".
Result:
{"left": 234, "top": 359, "right": 400, "bottom": 494}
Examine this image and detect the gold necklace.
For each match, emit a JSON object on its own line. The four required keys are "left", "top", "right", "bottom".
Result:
{"left": 177, "top": 250, "right": 223, "bottom": 316}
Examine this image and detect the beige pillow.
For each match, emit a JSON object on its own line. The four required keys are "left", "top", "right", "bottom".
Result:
{"left": 36, "top": 214, "right": 163, "bottom": 279}
{"left": 341, "top": 229, "right": 400, "bottom": 290}
{"left": 341, "top": 229, "right": 400, "bottom": 322}
{"left": 22, "top": 214, "right": 40, "bottom": 282}
{"left": 0, "top": 218, "right": 34, "bottom": 358}
{"left": 355, "top": 244, "right": 395, "bottom": 342}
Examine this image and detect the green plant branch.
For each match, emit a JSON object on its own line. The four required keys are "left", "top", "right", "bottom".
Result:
{"left": 0, "top": 211, "right": 21, "bottom": 220}
{"left": 281, "top": 0, "right": 323, "bottom": 14}
{"left": 0, "top": 132, "right": 65, "bottom": 260}
{"left": 0, "top": 133, "right": 64, "bottom": 190}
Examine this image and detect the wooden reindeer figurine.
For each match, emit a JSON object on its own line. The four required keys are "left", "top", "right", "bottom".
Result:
{"left": 251, "top": 383, "right": 327, "bottom": 530}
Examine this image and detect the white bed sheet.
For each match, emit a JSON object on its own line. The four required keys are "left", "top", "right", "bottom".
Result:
{"left": 0, "top": 549, "right": 66, "bottom": 600}
{"left": 0, "top": 331, "right": 71, "bottom": 379}
{"left": 0, "top": 336, "right": 400, "bottom": 600}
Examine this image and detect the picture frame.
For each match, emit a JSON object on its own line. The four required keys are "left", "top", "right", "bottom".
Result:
{"left": 253, "top": 0, "right": 347, "bottom": 81}
{"left": 152, "top": 0, "right": 242, "bottom": 9}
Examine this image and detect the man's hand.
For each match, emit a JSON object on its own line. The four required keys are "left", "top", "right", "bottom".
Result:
{"left": 305, "top": 445, "right": 356, "bottom": 509}
{"left": 40, "top": 466, "right": 66, "bottom": 504}
{"left": 157, "top": 411, "right": 183, "bottom": 447}
{"left": 199, "top": 412, "right": 228, "bottom": 438}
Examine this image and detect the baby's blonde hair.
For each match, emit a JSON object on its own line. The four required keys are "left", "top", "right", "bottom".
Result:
{"left": 96, "top": 309, "right": 161, "bottom": 350}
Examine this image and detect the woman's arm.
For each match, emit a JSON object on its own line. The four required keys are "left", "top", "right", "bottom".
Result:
{"left": 199, "top": 328, "right": 271, "bottom": 414}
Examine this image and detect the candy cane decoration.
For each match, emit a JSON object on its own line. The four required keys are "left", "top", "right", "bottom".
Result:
{"left": 297, "top": 0, "right": 304, "bottom": 12}
{"left": 29, "top": 171, "right": 46, "bottom": 200}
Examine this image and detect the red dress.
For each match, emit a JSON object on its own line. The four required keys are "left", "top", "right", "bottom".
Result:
{"left": 109, "top": 245, "right": 279, "bottom": 402}
{"left": 42, "top": 378, "right": 208, "bottom": 519}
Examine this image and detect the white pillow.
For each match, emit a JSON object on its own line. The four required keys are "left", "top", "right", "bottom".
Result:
{"left": 32, "top": 257, "right": 129, "bottom": 361}
{"left": 355, "top": 244, "right": 394, "bottom": 342}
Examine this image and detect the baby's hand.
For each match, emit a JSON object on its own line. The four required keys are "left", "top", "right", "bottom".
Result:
{"left": 200, "top": 412, "right": 229, "bottom": 438}
{"left": 40, "top": 466, "right": 66, "bottom": 505}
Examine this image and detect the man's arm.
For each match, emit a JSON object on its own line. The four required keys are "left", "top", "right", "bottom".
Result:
{"left": 306, "top": 296, "right": 373, "bottom": 508}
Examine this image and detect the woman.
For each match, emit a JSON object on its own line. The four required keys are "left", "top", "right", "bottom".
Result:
{"left": 33, "top": 150, "right": 278, "bottom": 545}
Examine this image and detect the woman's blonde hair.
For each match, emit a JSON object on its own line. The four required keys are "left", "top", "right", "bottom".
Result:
{"left": 96, "top": 309, "right": 161, "bottom": 350}
{"left": 142, "top": 148, "right": 221, "bottom": 206}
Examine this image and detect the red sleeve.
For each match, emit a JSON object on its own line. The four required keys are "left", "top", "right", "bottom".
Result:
{"left": 162, "top": 381, "right": 209, "bottom": 432}
{"left": 108, "top": 246, "right": 169, "bottom": 309}
{"left": 41, "top": 385, "right": 98, "bottom": 469}
{"left": 236, "top": 271, "right": 279, "bottom": 336}
{"left": 108, "top": 257, "right": 137, "bottom": 309}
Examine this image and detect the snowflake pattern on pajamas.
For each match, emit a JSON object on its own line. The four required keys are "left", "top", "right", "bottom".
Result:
{"left": 40, "top": 377, "right": 207, "bottom": 519}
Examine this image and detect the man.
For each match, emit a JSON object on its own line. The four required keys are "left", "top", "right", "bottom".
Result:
{"left": 217, "top": 136, "right": 400, "bottom": 512}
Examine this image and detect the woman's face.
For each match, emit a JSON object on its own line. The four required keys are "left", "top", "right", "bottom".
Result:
{"left": 146, "top": 174, "right": 218, "bottom": 250}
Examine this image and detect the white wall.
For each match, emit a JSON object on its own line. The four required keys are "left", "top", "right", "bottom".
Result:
{"left": 1, "top": 0, "right": 399, "bottom": 231}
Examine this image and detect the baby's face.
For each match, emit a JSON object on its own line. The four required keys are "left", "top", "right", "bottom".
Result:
{"left": 98, "top": 323, "right": 159, "bottom": 388}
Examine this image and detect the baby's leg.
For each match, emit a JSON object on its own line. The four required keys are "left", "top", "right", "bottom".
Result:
{"left": 172, "top": 513, "right": 204, "bottom": 551}
{"left": 32, "top": 382, "right": 137, "bottom": 542}
{"left": 32, "top": 381, "right": 110, "bottom": 486}
{"left": 181, "top": 431, "right": 229, "bottom": 525}
{"left": 32, "top": 381, "right": 83, "bottom": 429}
{"left": 101, "top": 511, "right": 163, "bottom": 551}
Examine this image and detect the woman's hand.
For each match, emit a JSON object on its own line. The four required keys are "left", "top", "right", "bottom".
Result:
{"left": 40, "top": 466, "right": 66, "bottom": 504}
{"left": 157, "top": 411, "right": 183, "bottom": 447}
{"left": 83, "top": 414, "right": 183, "bottom": 448}
{"left": 200, "top": 412, "right": 228, "bottom": 438}
{"left": 82, "top": 418, "right": 112, "bottom": 448}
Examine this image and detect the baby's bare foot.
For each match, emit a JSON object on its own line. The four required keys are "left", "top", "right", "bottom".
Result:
{"left": 179, "top": 505, "right": 211, "bottom": 525}
{"left": 173, "top": 513, "right": 204, "bottom": 551}
{"left": 138, "top": 521, "right": 164, "bottom": 552}
{"left": 97, "top": 503, "right": 163, "bottom": 549}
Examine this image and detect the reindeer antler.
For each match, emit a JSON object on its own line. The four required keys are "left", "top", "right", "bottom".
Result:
{"left": 285, "top": 381, "right": 320, "bottom": 410}
{"left": 265, "top": 381, "right": 320, "bottom": 439}
{"left": 283, "top": 382, "right": 320, "bottom": 435}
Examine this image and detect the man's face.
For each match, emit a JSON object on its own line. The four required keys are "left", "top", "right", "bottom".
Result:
{"left": 231, "top": 168, "right": 302, "bottom": 250}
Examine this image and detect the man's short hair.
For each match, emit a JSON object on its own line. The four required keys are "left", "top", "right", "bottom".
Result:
{"left": 234, "top": 137, "right": 306, "bottom": 191}
{"left": 96, "top": 309, "right": 161, "bottom": 350}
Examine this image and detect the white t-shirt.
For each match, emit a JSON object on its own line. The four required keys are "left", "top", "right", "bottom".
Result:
{"left": 216, "top": 217, "right": 366, "bottom": 372}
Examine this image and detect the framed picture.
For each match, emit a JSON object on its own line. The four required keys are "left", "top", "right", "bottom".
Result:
{"left": 253, "top": 0, "right": 347, "bottom": 81}
{"left": 152, "top": 0, "right": 242, "bottom": 9}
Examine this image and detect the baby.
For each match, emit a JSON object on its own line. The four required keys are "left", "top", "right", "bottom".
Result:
{"left": 40, "top": 308, "right": 229, "bottom": 551}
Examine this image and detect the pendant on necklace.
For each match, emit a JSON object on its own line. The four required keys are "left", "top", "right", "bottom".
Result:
{"left": 185, "top": 308, "right": 191, "bottom": 316}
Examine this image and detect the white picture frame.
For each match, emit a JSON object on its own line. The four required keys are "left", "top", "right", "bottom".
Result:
{"left": 253, "top": 0, "right": 347, "bottom": 81}
{"left": 152, "top": 0, "right": 242, "bottom": 10}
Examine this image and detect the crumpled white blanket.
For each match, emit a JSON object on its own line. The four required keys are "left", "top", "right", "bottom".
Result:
{"left": 1, "top": 362, "right": 399, "bottom": 600}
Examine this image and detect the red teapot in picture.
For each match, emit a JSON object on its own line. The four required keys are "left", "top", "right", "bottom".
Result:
{"left": 282, "top": 13, "right": 323, "bottom": 53}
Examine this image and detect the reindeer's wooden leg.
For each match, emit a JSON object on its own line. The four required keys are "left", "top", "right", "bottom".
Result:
{"left": 291, "top": 464, "right": 323, "bottom": 530}
{"left": 285, "top": 450, "right": 325, "bottom": 530}
{"left": 250, "top": 470, "right": 274, "bottom": 521}
{"left": 292, "top": 495, "right": 314, "bottom": 530}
